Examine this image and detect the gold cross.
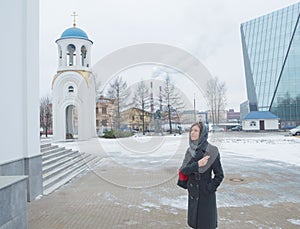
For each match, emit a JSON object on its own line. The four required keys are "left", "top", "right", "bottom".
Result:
{"left": 71, "top": 12, "right": 78, "bottom": 27}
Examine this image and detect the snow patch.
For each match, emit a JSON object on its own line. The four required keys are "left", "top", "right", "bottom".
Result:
{"left": 287, "top": 218, "right": 300, "bottom": 225}
{"left": 159, "top": 195, "right": 187, "bottom": 210}
{"left": 103, "top": 192, "right": 116, "bottom": 201}
{"left": 142, "top": 202, "right": 160, "bottom": 209}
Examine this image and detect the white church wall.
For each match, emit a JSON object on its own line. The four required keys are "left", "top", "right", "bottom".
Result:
{"left": 24, "top": 0, "right": 40, "bottom": 159}
{"left": 0, "top": 1, "right": 42, "bottom": 227}
{"left": 0, "top": 0, "right": 26, "bottom": 163}
{"left": 56, "top": 39, "right": 92, "bottom": 72}
{"left": 0, "top": 0, "right": 40, "bottom": 164}
{"left": 52, "top": 72, "right": 96, "bottom": 140}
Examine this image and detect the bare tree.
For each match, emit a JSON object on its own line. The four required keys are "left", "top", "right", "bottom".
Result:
{"left": 40, "top": 95, "right": 52, "bottom": 137}
{"left": 133, "top": 81, "right": 151, "bottom": 135}
{"left": 161, "top": 75, "right": 185, "bottom": 134}
{"left": 205, "top": 77, "right": 227, "bottom": 125}
{"left": 106, "top": 76, "right": 130, "bottom": 129}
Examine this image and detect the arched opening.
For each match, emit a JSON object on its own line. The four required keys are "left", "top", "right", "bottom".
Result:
{"left": 81, "top": 45, "right": 87, "bottom": 67}
{"left": 67, "top": 44, "right": 76, "bottom": 66}
{"left": 58, "top": 45, "right": 62, "bottom": 59}
{"left": 65, "top": 105, "right": 78, "bottom": 139}
{"left": 68, "top": 85, "right": 74, "bottom": 93}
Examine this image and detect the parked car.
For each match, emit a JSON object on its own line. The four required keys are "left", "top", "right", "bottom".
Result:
{"left": 209, "top": 126, "right": 224, "bottom": 132}
{"left": 232, "top": 125, "right": 242, "bottom": 131}
{"left": 289, "top": 126, "right": 300, "bottom": 136}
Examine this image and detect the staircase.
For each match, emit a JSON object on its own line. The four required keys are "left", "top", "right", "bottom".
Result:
{"left": 41, "top": 143, "right": 100, "bottom": 195}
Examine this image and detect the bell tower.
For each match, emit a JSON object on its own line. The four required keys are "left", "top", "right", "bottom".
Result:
{"left": 52, "top": 13, "right": 96, "bottom": 141}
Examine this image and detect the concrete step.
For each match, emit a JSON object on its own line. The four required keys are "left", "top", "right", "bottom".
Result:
{"left": 43, "top": 153, "right": 89, "bottom": 181}
{"left": 40, "top": 143, "right": 51, "bottom": 149}
{"left": 43, "top": 155, "right": 100, "bottom": 195}
{"left": 41, "top": 144, "right": 58, "bottom": 153}
{"left": 42, "top": 149, "right": 74, "bottom": 167}
{"left": 42, "top": 152, "right": 82, "bottom": 174}
{"left": 40, "top": 143, "right": 101, "bottom": 196}
{"left": 42, "top": 146, "right": 65, "bottom": 156}
{"left": 42, "top": 148, "right": 71, "bottom": 161}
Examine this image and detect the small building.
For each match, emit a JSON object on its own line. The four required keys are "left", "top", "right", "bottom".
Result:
{"left": 120, "top": 107, "right": 153, "bottom": 132}
{"left": 96, "top": 96, "right": 115, "bottom": 133}
{"left": 242, "top": 111, "right": 279, "bottom": 131}
{"left": 227, "top": 109, "right": 240, "bottom": 122}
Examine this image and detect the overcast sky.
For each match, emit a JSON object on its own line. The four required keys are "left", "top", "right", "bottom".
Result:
{"left": 40, "top": 0, "right": 300, "bottom": 111}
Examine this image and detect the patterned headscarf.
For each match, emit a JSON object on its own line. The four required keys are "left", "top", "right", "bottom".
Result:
{"left": 180, "top": 122, "right": 218, "bottom": 173}
{"left": 188, "top": 122, "right": 208, "bottom": 158}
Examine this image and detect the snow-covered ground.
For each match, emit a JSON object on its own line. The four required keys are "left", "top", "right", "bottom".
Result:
{"left": 38, "top": 132, "right": 300, "bottom": 228}
{"left": 212, "top": 132, "right": 300, "bottom": 167}
{"left": 53, "top": 131, "right": 300, "bottom": 168}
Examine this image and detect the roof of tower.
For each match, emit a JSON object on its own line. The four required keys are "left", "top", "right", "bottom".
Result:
{"left": 60, "top": 27, "right": 89, "bottom": 39}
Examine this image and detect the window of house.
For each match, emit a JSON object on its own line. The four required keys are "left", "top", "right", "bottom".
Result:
{"left": 101, "top": 120, "right": 107, "bottom": 126}
{"left": 96, "top": 107, "right": 99, "bottom": 114}
{"left": 102, "top": 107, "right": 107, "bottom": 114}
{"left": 250, "top": 121, "right": 256, "bottom": 126}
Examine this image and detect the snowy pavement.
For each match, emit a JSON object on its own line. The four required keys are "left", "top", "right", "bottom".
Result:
{"left": 32, "top": 132, "right": 300, "bottom": 228}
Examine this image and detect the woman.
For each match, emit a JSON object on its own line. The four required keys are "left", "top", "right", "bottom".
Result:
{"left": 177, "top": 122, "right": 224, "bottom": 229}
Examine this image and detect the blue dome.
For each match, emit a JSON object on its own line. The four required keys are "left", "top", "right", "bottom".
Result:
{"left": 60, "top": 27, "right": 89, "bottom": 39}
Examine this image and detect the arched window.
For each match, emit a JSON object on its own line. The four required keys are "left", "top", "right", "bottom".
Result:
{"left": 81, "top": 45, "right": 87, "bottom": 66}
{"left": 58, "top": 45, "right": 62, "bottom": 59}
{"left": 68, "top": 86, "right": 74, "bottom": 93}
{"left": 67, "top": 44, "right": 76, "bottom": 66}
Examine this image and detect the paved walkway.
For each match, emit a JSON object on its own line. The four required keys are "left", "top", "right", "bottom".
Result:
{"left": 29, "top": 134, "right": 300, "bottom": 228}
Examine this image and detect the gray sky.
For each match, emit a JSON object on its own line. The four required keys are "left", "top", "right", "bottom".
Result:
{"left": 40, "top": 0, "right": 300, "bottom": 111}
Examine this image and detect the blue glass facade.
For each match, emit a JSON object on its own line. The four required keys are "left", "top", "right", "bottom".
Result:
{"left": 241, "top": 3, "right": 300, "bottom": 127}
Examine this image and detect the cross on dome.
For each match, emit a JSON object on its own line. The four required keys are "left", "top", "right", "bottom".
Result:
{"left": 71, "top": 12, "right": 78, "bottom": 27}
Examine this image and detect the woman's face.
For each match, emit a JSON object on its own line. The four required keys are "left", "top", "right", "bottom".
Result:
{"left": 190, "top": 125, "right": 201, "bottom": 141}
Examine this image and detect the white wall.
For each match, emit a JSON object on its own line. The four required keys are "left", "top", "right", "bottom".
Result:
{"left": 243, "top": 120, "right": 259, "bottom": 131}
{"left": 0, "top": 0, "right": 40, "bottom": 163}
{"left": 265, "top": 119, "right": 279, "bottom": 130}
{"left": 243, "top": 119, "right": 279, "bottom": 131}
{"left": 56, "top": 39, "right": 92, "bottom": 72}
{"left": 52, "top": 71, "right": 96, "bottom": 141}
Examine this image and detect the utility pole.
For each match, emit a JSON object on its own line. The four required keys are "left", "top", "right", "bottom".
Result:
{"left": 194, "top": 93, "right": 196, "bottom": 122}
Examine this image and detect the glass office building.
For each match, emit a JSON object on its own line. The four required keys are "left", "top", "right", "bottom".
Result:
{"left": 241, "top": 3, "right": 300, "bottom": 127}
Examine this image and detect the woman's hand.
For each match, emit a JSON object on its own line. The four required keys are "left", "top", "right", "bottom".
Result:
{"left": 198, "top": 155, "right": 210, "bottom": 167}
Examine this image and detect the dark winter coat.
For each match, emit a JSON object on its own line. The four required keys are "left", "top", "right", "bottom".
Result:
{"left": 177, "top": 123, "right": 224, "bottom": 228}
{"left": 181, "top": 143, "right": 224, "bottom": 229}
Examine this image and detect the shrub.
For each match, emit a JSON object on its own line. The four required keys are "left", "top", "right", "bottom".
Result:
{"left": 102, "top": 130, "right": 134, "bottom": 138}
